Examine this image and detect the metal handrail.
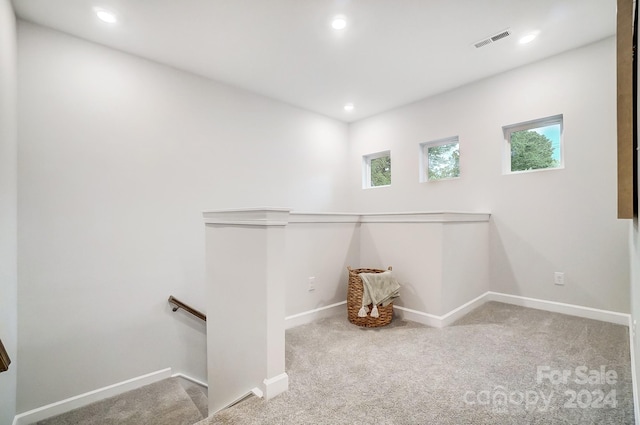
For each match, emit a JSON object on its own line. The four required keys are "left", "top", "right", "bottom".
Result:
{"left": 0, "top": 338, "right": 10, "bottom": 373}
{"left": 168, "top": 295, "right": 207, "bottom": 322}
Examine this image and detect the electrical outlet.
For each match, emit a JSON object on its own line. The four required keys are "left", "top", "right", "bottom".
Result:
{"left": 554, "top": 272, "right": 564, "bottom": 286}
{"left": 308, "top": 277, "right": 316, "bottom": 292}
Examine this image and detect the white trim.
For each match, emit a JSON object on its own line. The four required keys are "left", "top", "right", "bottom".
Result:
{"left": 502, "top": 113, "right": 563, "bottom": 132}
{"left": 628, "top": 316, "right": 640, "bottom": 425}
{"left": 394, "top": 292, "right": 488, "bottom": 328}
{"left": 359, "top": 212, "right": 490, "bottom": 223}
{"left": 214, "top": 388, "right": 261, "bottom": 414}
{"left": 288, "top": 213, "right": 361, "bottom": 224}
{"left": 262, "top": 373, "right": 289, "bottom": 400}
{"left": 287, "top": 292, "right": 630, "bottom": 330}
{"left": 440, "top": 292, "right": 490, "bottom": 326}
{"left": 171, "top": 373, "right": 208, "bottom": 389}
{"left": 392, "top": 306, "right": 443, "bottom": 328}
{"left": 12, "top": 368, "right": 172, "bottom": 425}
{"left": 209, "top": 373, "right": 289, "bottom": 416}
{"left": 289, "top": 211, "right": 491, "bottom": 224}
{"left": 203, "top": 209, "right": 492, "bottom": 226}
{"left": 203, "top": 208, "right": 291, "bottom": 227}
{"left": 285, "top": 301, "right": 346, "bottom": 329}
{"left": 203, "top": 207, "right": 290, "bottom": 214}
{"left": 486, "top": 292, "right": 630, "bottom": 326}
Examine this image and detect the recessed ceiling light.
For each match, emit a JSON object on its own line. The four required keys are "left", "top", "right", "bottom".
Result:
{"left": 344, "top": 103, "right": 354, "bottom": 112}
{"left": 519, "top": 32, "right": 538, "bottom": 44}
{"left": 94, "top": 8, "right": 117, "bottom": 24}
{"left": 332, "top": 16, "right": 347, "bottom": 30}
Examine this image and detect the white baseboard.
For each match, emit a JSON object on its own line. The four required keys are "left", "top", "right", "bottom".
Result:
{"left": 218, "top": 373, "right": 288, "bottom": 410}
{"left": 395, "top": 292, "right": 630, "bottom": 328}
{"left": 394, "top": 292, "right": 488, "bottom": 328}
{"left": 171, "top": 372, "right": 208, "bottom": 389}
{"left": 440, "top": 292, "right": 490, "bottom": 327}
{"left": 287, "top": 292, "right": 630, "bottom": 330}
{"left": 392, "top": 306, "right": 442, "bottom": 327}
{"left": 12, "top": 368, "right": 172, "bottom": 425}
{"left": 486, "top": 292, "right": 630, "bottom": 326}
{"left": 285, "top": 301, "right": 346, "bottom": 329}
{"left": 262, "top": 372, "right": 289, "bottom": 400}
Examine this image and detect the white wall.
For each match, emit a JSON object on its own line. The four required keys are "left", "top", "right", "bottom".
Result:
{"left": 348, "top": 37, "right": 629, "bottom": 314}
{"left": 441, "top": 222, "right": 489, "bottom": 314}
{"left": 0, "top": 1, "right": 17, "bottom": 424}
{"left": 285, "top": 222, "right": 360, "bottom": 317}
{"left": 15, "top": 17, "right": 631, "bottom": 416}
{"left": 17, "top": 22, "right": 349, "bottom": 412}
{"left": 284, "top": 213, "right": 489, "bottom": 323}
{"left": 358, "top": 220, "right": 489, "bottom": 316}
{"left": 630, "top": 23, "right": 640, "bottom": 419}
{"left": 359, "top": 223, "right": 443, "bottom": 314}
{"left": 630, "top": 222, "right": 640, "bottom": 413}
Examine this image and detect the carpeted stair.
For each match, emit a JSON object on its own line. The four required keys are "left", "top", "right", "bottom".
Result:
{"left": 33, "top": 377, "right": 208, "bottom": 425}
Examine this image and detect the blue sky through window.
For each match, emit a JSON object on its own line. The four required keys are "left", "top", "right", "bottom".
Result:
{"left": 532, "top": 124, "right": 561, "bottom": 162}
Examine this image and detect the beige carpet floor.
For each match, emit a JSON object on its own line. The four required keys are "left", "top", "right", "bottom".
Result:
{"left": 201, "top": 302, "right": 634, "bottom": 425}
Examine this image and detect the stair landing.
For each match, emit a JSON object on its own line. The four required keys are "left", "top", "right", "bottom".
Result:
{"left": 33, "top": 377, "right": 207, "bottom": 425}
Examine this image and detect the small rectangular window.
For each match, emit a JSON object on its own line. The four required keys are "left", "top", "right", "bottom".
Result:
{"left": 362, "top": 151, "right": 391, "bottom": 188}
{"left": 419, "top": 137, "right": 460, "bottom": 182}
{"left": 503, "top": 115, "right": 563, "bottom": 174}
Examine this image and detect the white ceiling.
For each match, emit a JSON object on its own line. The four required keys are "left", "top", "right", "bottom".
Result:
{"left": 12, "top": 0, "right": 616, "bottom": 122}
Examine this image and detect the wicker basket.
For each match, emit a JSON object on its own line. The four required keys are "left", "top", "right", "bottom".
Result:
{"left": 347, "top": 266, "right": 394, "bottom": 327}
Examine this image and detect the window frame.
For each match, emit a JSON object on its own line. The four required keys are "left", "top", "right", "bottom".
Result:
{"left": 419, "top": 136, "right": 460, "bottom": 183}
{"left": 362, "top": 150, "right": 391, "bottom": 189}
{"left": 502, "top": 114, "right": 564, "bottom": 175}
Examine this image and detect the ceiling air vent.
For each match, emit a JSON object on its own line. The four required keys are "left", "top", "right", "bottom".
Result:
{"left": 473, "top": 29, "right": 511, "bottom": 49}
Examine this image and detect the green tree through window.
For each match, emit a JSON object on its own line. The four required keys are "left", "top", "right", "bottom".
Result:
{"left": 370, "top": 155, "right": 391, "bottom": 186}
{"left": 428, "top": 142, "right": 460, "bottom": 180}
{"left": 504, "top": 116, "right": 562, "bottom": 173}
{"left": 510, "top": 130, "right": 557, "bottom": 171}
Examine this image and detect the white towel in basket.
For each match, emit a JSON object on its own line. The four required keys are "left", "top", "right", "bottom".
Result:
{"left": 357, "top": 270, "right": 400, "bottom": 318}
